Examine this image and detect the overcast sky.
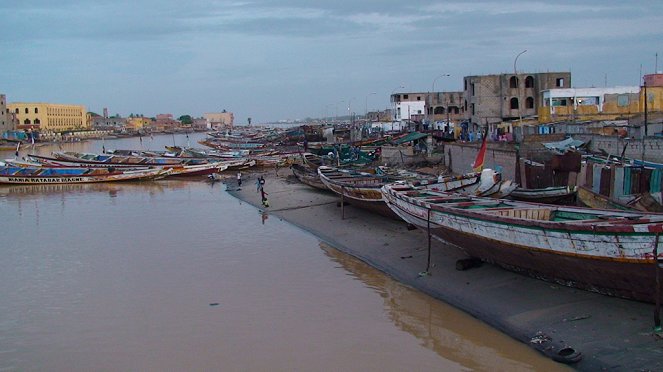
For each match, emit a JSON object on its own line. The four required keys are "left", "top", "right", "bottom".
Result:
{"left": 1, "top": 0, "right": 661, "bottom": 123}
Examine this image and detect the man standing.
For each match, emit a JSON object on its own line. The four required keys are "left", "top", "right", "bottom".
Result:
{"left": 237, "top": 171, "right": 242, "bottom": 187}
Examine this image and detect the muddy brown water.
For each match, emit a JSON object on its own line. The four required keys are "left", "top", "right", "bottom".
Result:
{"left": 0, "top": 135, "right": 568, "bottom": 371}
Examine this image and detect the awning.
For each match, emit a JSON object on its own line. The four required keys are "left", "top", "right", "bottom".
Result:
{"left": 391, "top": 132, "right": 428, "bottom": 145}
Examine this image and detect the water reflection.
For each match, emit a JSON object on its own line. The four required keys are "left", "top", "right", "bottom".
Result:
{"left": 0, "top": 179, "right": 195, "bottom": 200}
{"left": 319, "top": 242, "right": 568, "bottom": 372}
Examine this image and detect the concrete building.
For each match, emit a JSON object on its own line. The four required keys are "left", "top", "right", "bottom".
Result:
{"left": 7, "top": 102, "right": 88, "bottom": 133}
{"left": 390, "top": 92, "right": 427, "bottom": 122}
{"left": 0, "top": 94, "right": 16, "bottom": 133}
{"left": 91, "top": 115, "right": 127, "bottom": 131}
{"left": 463, "top": 72, "right": 571, "bottom": 128}
{"left": 204, "top": 111, "right": 234, "bottom": 129}
{"left": 429, "top": 91, "right": 465, "bottom": 124}
{"left": 538, "top": 87, "right": 641, "bottom": 123}
{"left": 126, "top": 117, "right": 151, "bottom": 132}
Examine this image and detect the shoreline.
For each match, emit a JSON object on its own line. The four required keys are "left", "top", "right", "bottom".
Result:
{"left": 225, "top": 169, "right": 663, "bottom": 371}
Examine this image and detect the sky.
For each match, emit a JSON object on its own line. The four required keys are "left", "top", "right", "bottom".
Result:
{"left": 1, "top": 0, "right": 661, "bottom": 124}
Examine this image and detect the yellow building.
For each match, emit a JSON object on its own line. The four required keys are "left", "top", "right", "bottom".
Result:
{"left": 8, "top": 102, "right": 88, "bottom": 133}
{"left": 538, "top": 87, "right": 641, "bottom": 123}
{"left": 204, "top": 111, "right": 234, "bottom": 129}
{"left": 126, "top": 117, "right": 152, "bottom": 131}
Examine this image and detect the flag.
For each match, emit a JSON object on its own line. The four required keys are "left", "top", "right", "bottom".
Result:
{"left": 472, "top": 130, "right": 488, "bottom": 172}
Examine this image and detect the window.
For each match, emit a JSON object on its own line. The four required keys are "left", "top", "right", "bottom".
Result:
{"left": 15, "top": 108, "right": 18, "bottom": 114}
{"left": 403, "top": 94, "right": 409, "bottom": 99}
{"left": 34, "top": 119, "right": 41, "bottom": 124}
{"left": 471, "top": 103, "right": 475, "bottom": 115}
{"left": 618, "top": 95, "right": 629, "bottom": 107}
{"left": 556, "top": 78, "right": 564, "bottom": 87}
{"left": 25, "top": 108, "right": 29, "bottom": 114}
{"left": 34, "top": 107, "right": 39, "bottom": 114}
{"left": 471, "top": 83, "right": 475, "bottom": 96}
{"left": 525, "top": 76, "right": 534, "bottom": 88}
{"left": 526, "top": 97, "right": 534, "bottom": 109}
{"left": 510, "top": 97, "right": 519, "bottom": 109}
{"left": 417, "top": 96, "right": 421, "bottom": 101}
{"left": 464, "top": 80, "right": 467, "bottom": 91}
{"left": 24, "top": 118, "right": 31, "bottom": 124}
{"left": 510, "top": 76, "right": 518, "bottom": 88}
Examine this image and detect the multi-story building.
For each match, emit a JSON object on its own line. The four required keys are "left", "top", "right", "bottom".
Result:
{"left": 152, "top": 113, "right": 181, "bottom": 132}
{"left": 429, "top": 91, "right": 465, "bottom": 124}
{"left": 126, "top": 116, "right": 152, "bottom": 132}
{"left": 0, "top": 94, "right": 16, "bottom": 133}
{"left": 463, "top": 72, "right": 571, "bottom": 129}
{"left": 7, "top": 102, "right": 88, "bottom": 133}
{"left": 204, "top": 111, "right": 234, "bottom": 129}
{"left": 91, "top": 115, "right": 128, "bottom": 131}
{"left": 390, "top": 92, "right": 427, "bottom": 122}
{"left": 538, "top": 86, "right": 641, "bottom": 123}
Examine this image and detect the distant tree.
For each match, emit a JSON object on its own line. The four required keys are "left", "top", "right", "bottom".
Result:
{"left": 129, "top": 113, "right": 134, "bottom": 118}
{"left": 247, "top": 117, "right": 252, "bottom": 125}
{"left": 179, "top": 115, "right": 193, "bottom": 124}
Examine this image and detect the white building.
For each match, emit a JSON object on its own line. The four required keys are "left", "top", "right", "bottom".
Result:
{"left": 394, "top": 100, "right": 426, "bottom": 121}
{"left": 541, "top": 87, "right": 640, "bottom": 112}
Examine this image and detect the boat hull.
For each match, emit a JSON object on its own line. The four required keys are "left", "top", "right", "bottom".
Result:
{"left": 382, "top": 184, "right": 663, "bottom": 303}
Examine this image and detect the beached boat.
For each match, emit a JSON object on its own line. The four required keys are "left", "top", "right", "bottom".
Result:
{"left": 509, "top": 186, "right": 577, "bottom": 205}
{"left": 576, "top": 185, "right": 634, "bottom": 211}
{"left": 381, "top": 182, "right": 663, "bottom": 302}
{"left": 0, "top": 165, "right": 169, "bottom": 184}
{"left": 51, "top": 151, "right": 209, "bottom": 166}
{"left": 290, "top": 163, "right": 328, "bottom": 190}
{"left": 317, "top": 166, "right": 399, "bottom": 217}
{"left": 417, "top": 169, "right": 517, "bottom": 198}
{"left": 166, "top": 162, "right": 229, "bottom": 177}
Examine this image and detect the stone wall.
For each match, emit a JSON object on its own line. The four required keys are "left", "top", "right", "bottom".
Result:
{"left": 577, "top": 134, "right": 663, "bottom": 162}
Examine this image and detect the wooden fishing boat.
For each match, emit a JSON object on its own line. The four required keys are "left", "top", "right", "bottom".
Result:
{"left": 418, "top": 169, "right": 516, "bottom": 198}
{"left": 509, "top": 186, "right": 577, "bottom": 205}
{"left": 166, "top": 162, "right": 229, "bottom": 177}
{"left": 381, "top": 182, "right": 663, "bottom": 303}
{"left": 51, "top": 151, "right": 209, "bottom": 166}
{"left": 318, "top": 166, "right": 397, "bottom": 217}
{"left": 0, "top": 165, "right": 169, "bottom": 184}
{"left": 290, "top": 164, "right": 328, "bottom": 190}
{"left": 576, "top": 186, "right": 634, "bottom": 211}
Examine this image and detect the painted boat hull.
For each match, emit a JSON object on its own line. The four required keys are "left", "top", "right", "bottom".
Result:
{"left": 0, "top": 168, "right": 168, "bottom": 184}
{"left": 382, "top": 183, "right": 663, "bottom": 303}
{"left": 291, "top": 164, "right": 328, "bottom": 190}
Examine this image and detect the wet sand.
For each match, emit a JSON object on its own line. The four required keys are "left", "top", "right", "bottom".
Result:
{"left": 226, "top": 170, "right": 663, "bottom": 371}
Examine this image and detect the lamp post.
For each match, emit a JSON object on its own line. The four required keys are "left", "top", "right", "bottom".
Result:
{"left": 335, "top": 100, "right": 344, "bottom": 123}
{"left": 365, "top": 92, "right": 376, "bottom": 120}
{"left": 430, "top": 74, "right": 450, "bottom": 124}
{"left": 514, "top": 49, "right": 527, "bottom": 127}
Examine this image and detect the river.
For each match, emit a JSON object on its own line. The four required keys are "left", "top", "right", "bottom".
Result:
{"left": 0, "top": 134, "right": 567, "bottom": 371}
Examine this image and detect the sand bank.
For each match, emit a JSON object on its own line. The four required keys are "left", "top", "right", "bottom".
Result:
{"left": 226, "top": 169, "right": 663, "bottom": 371}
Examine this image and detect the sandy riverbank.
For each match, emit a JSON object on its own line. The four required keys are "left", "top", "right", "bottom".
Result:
{"left": 225, "top": 169, "right": 663, "bottom": 371}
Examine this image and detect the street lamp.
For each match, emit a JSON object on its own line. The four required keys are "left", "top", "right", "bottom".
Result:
{"left": 365, "top": 92, "right": 376, "bottom": 119}
{"left": 335, "top": 100, "right": 344, "bottom": 123}
{"left": 430, "top": 74, "right": 451, "bottom": 122}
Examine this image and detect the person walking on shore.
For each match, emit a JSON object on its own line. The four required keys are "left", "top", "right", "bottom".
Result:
{"left": 237, "top": 171, "right": 242, "bottom": 187}
{"left": 256, "top": 176, "right": 265, "bottom": 192}
{"left": 260, "top": 187, "right": 269, "bottom": 208}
